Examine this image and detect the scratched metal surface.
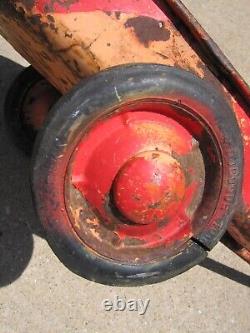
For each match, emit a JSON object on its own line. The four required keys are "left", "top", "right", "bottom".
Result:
{"left": 0, "top": 1, "right": 249, "bottom": 332}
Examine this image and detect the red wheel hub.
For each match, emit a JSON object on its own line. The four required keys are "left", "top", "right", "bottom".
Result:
{"left": 65, "top": 102, "right": 207, "bottom": 263}
{"left": 113, "top": 151, "right": 186, "bottom": 225}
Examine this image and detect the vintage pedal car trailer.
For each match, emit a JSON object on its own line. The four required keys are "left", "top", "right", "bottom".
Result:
{"left": 0, "top": 0, "right": 249, "bottom": 285}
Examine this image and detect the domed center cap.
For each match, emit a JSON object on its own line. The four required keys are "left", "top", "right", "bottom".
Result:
{"left": 112, "top": 151, "right": 186, "bottom": 225}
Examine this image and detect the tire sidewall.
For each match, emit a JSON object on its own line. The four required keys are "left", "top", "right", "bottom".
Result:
{"left": 32, "top": 64, "right": 243, "bottom": 285}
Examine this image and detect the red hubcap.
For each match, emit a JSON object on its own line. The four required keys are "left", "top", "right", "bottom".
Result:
{"left": 113, "top": 151, "right": 186, "bottom": 225}
{"left": 65, "top": 102, "right": 207, "bottom": 262}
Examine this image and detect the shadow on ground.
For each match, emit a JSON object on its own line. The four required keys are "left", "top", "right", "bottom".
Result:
{"left": 0, "top": 55, "right": 249, "bottom": 288}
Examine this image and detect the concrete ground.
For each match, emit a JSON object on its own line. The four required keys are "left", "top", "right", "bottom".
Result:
{"left": 0, "top": 1, "right": 249, "bottom": 332}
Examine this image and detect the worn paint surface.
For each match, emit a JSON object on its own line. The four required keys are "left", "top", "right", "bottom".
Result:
{"left": 65, "top": 109, "right": 205, "bottom": 262}
{"left": 0, "top": 1, "right": 205, "bottom": 93}
{"left": 0, "top": 0, "right": 249, "bottom": 259}
{"left": 112, "top": 151, "right": 186, "bottom": 225}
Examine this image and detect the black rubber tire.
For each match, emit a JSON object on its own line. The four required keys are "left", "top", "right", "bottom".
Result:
{"left": 4, "top": 66, "right": 59, "bottom": 155}
{"left": 32, "top": 64, "right": 243, "bottom": 286}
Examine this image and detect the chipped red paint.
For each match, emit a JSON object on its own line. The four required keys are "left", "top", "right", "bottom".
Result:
{"left": 70, "top": 111, "right": 195, "bottom": 223}
{"left": 0, "top": 0, "right": 249, "bottom": 265}
{"left": 34, "top": 0, "right": 166, "bottom": 20}
{"left": 65, "top": 104, "right": 207, "bottom": 260}
{"left": 112, "top": 151, "right": 186, "bottom": 225}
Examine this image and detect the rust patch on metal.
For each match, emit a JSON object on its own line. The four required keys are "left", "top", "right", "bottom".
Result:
{"left": 165, "top": 0, "right": 250, "bottom": 110}
{"left": 21, "top": 0, "right": 35, "bottom": 10}
{"left": 0, "top": 3, "right": 206, "bottom": 93}
{"left": 125, "top": 16, "right": 170, "bottom": 46}
{"left": 42, "top": 0, "right": 79, "bottom": 13}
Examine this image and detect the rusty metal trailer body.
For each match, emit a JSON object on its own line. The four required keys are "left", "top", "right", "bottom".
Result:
{"left": 0, "top": 0, "right": 249, "bottom": 285}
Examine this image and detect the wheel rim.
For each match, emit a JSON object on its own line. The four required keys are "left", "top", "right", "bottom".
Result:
{"left": 65, "top": 99, "right": 223, "bottom": 264}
